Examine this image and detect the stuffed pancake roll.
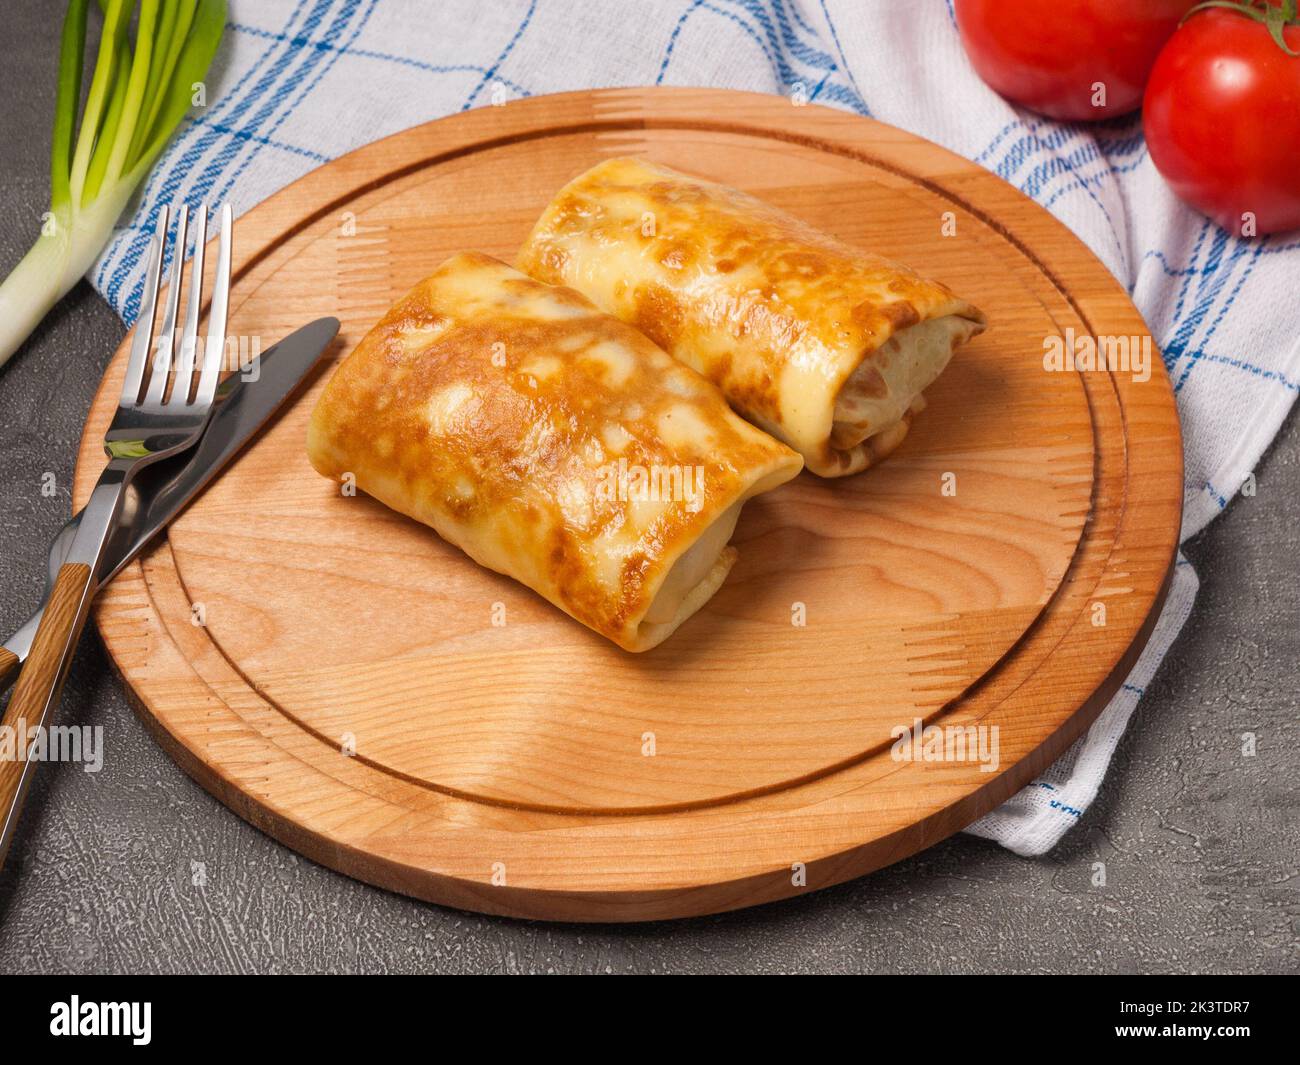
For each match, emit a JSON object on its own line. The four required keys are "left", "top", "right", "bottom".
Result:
{"left": 306, "top": 252, "right": 803, "bottom": 652}
{"left": 516, "top": 157, "right": 987, "bottom": 477}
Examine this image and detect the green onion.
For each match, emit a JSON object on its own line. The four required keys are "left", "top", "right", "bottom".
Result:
{"left": 0, "top": 0, "right": 226, "bottom": 369}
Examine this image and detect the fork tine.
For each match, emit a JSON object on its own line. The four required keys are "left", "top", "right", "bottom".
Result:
{"left": 118, "top": 205, "right": 169, "bottom": 406}
{"left": 144, "top": 204, "right": 188, "bottom": 407}
{"left": 167, "top": 204, "right": 208, "bottom": 407}
{"left": 194, "top": 203, "right": 232, "bottom": 410}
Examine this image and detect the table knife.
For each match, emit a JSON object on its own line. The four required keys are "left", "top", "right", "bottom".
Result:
{"left": 0, "top": 315, "right": 339, "bottom": 691}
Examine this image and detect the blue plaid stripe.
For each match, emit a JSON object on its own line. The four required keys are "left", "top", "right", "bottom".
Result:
{"left": 231, "top": 23, "right": 532, "bottom": 98}
{"left": 106, "top": 0, "right": 334, "bottom": 323}
{"left": 656, "top": 0, "right": 866, "bottom": 113}
{"left": 210, "top": 0, "right": 379, "bottom": 209}
{"left": 816, "top": 0, "right": 867, "bottom": 111}
{"left": 657, "top": 1, "right": 706, "bottom": 85}
{"left": 90, "top": 0, "right": 1297, "bottom": 531}
{"left": 727, "top": 0, "right": 838, "bottom": 70}
{"left": 973, "top": 107, "right": 1296, "bottom": 419}
{"left": 985, "top": 119, "right": 1130, "bottom": 262}
{"left": 462, "top": 0, "right": 538, "bottom": 110}
{"left": 93, "top": 0, "right": 316, "bottom": 293}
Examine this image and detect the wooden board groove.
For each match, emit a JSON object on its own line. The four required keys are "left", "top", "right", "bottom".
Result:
{"left": 73, "top": 88, "right": 1182, "bottom": 921}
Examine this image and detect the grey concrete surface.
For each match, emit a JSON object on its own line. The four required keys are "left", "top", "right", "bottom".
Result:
{"left": 0, "top": 4, "right": 1295, "bottom": 975}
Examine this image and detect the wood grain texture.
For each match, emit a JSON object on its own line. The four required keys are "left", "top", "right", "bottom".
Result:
{"left": 0, "top": 647, "right": 18, "bottom": 691}
{"left": 70, "top": 89, "right": 1183, "bottom": 921}
{"left": 0, "top": 562, "right": 92, "bottom": 865}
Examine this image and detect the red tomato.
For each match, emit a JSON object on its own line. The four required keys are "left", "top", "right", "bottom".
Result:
{"left": 1144, "top": 8, "right": 1300, "bottom": 236}
{"left": 954, "top": 0, "right": 1196, "bottom": 120}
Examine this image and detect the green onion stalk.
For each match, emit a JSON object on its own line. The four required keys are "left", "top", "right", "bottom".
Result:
{"left": 0, "top": 0, "right": 226, "bottom": 369}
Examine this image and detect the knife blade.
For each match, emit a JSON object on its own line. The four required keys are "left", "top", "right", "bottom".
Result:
{"left": 0, "top": 316, "right": 339, "bottom": 683}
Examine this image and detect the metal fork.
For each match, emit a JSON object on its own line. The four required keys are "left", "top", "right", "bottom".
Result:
{"left": 0, "top": 203, "right": 231, "bottom": 869}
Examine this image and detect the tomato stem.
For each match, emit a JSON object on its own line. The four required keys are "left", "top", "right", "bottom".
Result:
{"left": 1184, "top": 0, "right": 1300, "bottom": 55}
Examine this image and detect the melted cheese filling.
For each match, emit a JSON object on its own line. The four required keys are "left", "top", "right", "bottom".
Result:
{"left": 642, "top": 500, "right": 743, "bottom": 625}
{"left": 831, "top": 315, "right": 977, "bottom": 450}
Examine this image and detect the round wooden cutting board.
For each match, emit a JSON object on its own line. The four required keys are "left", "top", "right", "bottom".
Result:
{"left": 73, "top": 88, "right": 1182, "bottom": 921}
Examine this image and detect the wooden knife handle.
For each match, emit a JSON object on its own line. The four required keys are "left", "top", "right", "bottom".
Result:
{"left": 0, "top": 562, "right": 93, "bottom": 868}
{"left": 0, "top": 647, "right": 18, "bottom": 691}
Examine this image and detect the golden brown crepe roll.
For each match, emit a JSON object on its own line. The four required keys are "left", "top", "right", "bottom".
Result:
{"left": 307, "top": 252, "right": 803, "bottom": 652}
{"left": 517, "top": 157, "right": 987, "bottom": 477}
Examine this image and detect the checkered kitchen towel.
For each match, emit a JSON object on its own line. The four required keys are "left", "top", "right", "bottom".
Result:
{"left": 86, "top": 0, "right": 1300, "bottom": 856}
